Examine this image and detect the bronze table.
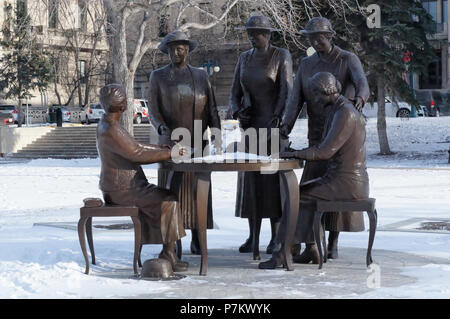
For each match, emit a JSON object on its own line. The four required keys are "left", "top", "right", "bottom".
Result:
{"left": 157, "top": 159, "right": 301, "bottom": 275}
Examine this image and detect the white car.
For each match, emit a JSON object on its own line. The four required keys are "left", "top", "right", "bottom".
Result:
{"left": 133, "top": 99, "right": 150, "bottom": 124}
{"left": 81, "top": 103, "right": 105, "bottom": 124}
{"left": 362, "top": 97, "right": 426, "bottom": 118}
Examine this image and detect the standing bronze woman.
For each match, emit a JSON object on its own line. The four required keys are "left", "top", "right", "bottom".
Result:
{"left": 230, "top": 15, "right": 293, "bottom": 256}
{"left": 148, "top": 31, "right": 221, "bottom": 255}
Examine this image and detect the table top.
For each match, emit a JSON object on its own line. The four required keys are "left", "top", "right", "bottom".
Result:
{"left": 159, "top": 159, "right": 302, "bottom": 172}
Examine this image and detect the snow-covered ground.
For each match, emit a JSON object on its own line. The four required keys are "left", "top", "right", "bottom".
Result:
{"left": 0, "top": 117, "right": 449, "bottom": 299}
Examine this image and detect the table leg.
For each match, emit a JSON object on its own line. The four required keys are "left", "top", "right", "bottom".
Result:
{"left": 279, "top": 170, "right": 299, "bottom": 271}
{"left": 131, "top": 216, "right": 141, "bottom": 275}
{"left": 195, "top": 173, "right": 210, "bottom": 276}
{"left": 77, "top": 216, "right": 90, "bottom": 275}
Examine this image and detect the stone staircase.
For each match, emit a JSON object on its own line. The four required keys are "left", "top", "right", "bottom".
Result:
{"left": 8, "top": 124, "right": 151, "bottom": 159}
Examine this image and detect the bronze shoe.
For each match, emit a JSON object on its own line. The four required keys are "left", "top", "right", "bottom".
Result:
{"left": 327, "top": 248, "right": 338, "bottom": 259}
{"left": 159, "top": 250, "right": 189, "bottom": 272}
{"left": 258, "top": 251, "right": 286, "bottom": 269}
{"left": 266, "top": 239, "right": 281, "bottom": 255}
{"left": 293, "top": 245, "right": 320, "bottom": 264}
{"left": 239, "top": 238, "right": 253, "bottom": 253}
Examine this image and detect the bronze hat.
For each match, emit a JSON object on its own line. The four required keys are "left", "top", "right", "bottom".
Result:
{"left": 236, "top": 15, "right": 280, "bottom": 32}
{"left": 300, "top": 17, "right": 336, "bottom": 35}
{"left": 141, "top": 258, "right": 174, "bottom": 279}
{"left": 158, "top": 30, "right": 198, "bottom": 54}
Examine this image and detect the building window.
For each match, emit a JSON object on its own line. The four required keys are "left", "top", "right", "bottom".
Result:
{"left": 158, "top": 14, "right": 169, "bottom": 37}
{"left": 423, "top": 0, "right": 438, "bottom": 21}
{"left": 78, "top": 60, "right": 86, "bottom": 84}
{"left": 17, "top": 0, "right": 27, "bottom": 19}
{"left": 199, "top": 2, "right": 213, "bottom": 24}
{"left": 443, "top": 0, "right": 448, "bottom": 23}
{"left": 48, "top": 0, "right": 58, "bottom": 29}
{"left": 78, "top": 0, "right": 87, "bottom": 32}
{"left": 419, "top": 49, "right": 442, "bottom": 89}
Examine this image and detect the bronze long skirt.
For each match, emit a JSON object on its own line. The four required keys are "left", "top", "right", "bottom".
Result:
{"left": 102, "top": 184, "right": 186, "bottom": 245}
{"left": 158, "top": 170, "right": 214, "bottom": 229}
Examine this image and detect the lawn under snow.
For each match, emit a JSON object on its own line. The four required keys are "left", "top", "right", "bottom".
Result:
{"left": 0, "top": 117, "right": 449, "bottom": 298}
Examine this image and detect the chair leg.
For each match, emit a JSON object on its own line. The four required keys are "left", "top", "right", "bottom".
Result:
{"left": 176, "top": 239, "right": 182, "bottom": 260}
{"left": 78, "top": 216, "right": 90, "bottom": 275}
{"left": 314, "top": 212, "right": 324, "bottom": 269}
{"left": 131, "top": 216, "right": 141, "bottom": 275}
{"left": 366, "top": 209, "right": 377, "bottom": 267}
{"left": 86, "top": 217, "right": 95, "bottom": 265}
{"left": 138, "top": 244, "right": 143, "bottom": 268}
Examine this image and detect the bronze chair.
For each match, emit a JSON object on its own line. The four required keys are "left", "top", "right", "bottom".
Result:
{"left": 78, "top": 199, "right": 141, "bottom": 275}
{"left": 313, "top": 198, "right": 377, "bottom": 269}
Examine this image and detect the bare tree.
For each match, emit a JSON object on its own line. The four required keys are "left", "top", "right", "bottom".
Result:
{"left": 42, "top": 0, "right": 108, "bottom": 107}
{"left": 103, "top": 0, "right": 241, "bottom": 134}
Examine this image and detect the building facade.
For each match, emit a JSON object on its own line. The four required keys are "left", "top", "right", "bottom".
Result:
{"left": 0, "top": 0, "right": 109, "bottom": 108}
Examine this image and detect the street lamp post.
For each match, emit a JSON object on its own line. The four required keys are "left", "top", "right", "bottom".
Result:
{"left": 200, "top": 61, "right": 220, "bottom": 76}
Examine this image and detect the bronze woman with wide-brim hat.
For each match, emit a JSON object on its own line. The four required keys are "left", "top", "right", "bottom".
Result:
{"left": 148, "top": 30, "right": 221, "bottom": 255}
{"left": 230, "top": 15, "right": 293, "bottom": 257}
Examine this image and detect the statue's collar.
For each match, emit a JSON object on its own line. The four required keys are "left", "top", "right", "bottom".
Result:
{"left": 316, "top": 45, "right": 341, "bottom": 63}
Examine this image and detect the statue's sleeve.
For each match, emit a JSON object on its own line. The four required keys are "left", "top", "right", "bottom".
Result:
{"left": 348, "top": 53, "right": 370, "bottom": 104}
{"left": 274, "top": 49, "right": 294, "bottom": 118}
{"left": 295, "top": 107, "right": 355, "bottom": 161}
{"left": 148, "top": 72, "right": 167, "bottom": 133}
{"left": 205, "top": 73, "right": 221, "bottom": 130}
{"left": 281, "top": 62, "right": 305, "bottom": 133}
{"left": 105, "top": 126, "right": 171, "bottom": 164}
{"left": 229, "top": 54, "right": 244, "bottom": 119}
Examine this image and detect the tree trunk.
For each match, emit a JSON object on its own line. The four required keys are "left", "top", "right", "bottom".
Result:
{"left": 376, "top": 75, "right": 392, "bottom": 155}
{"left": 122, "top": 75, "right": 135, "bottom": 136}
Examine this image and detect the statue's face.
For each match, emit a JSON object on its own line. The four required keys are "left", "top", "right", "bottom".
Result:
{"left": 307, "top": 33, "right": 332, "bottom": 54}
{"left": 311, "top": 86, "right": 332, "bottom": 107}
{"left": 168, "top": 43, "right": 189, "bottom": 65}
{"left": 247, "top": 29, "right": 270, "bottom": 49}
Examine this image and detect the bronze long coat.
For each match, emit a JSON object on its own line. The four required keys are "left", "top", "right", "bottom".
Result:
{"left": 97, "top": 116, "right": 185, "bottom": 245}
{"left": 282, "top": 45, "right": 370, "bottom": 231}
{"left": 278, "top": 96, "right": 369, "bottom": 243}
{"left": 230, "top": 45, "right": 293, "bottom": 219}
{"left": 148, "top": 64, "right": 221, "bottom": 229}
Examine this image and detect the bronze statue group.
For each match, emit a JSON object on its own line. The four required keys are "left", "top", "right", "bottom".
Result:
{"left": 96, "top": 15, "right": 370, "bottom": 275}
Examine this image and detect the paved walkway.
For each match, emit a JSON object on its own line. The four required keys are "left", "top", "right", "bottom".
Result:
{"left": 88, "top": 247, "right": 450, "bottom": 299}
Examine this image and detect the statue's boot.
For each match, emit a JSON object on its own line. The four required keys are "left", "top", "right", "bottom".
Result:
{"left": 159, "top": 249, "right": 189, "bottom": 272}
{"left": 239, "top": 238, "right": 253, "bottom": 253}
{"left": 190, "top": 229, "right": 201, "bottom": 255}
{"left": 327, "top": 231, "right": 339, "bottom": 259}
{"left": 293, "top": 243, "right": 320, "bottom": 264}
{"left": 266, "top": 239, "right": 281, "bottom": 255}
{"left": 258, "top": 250, "right": 286, "bottom": 270}
{"left": 291, "top": 243, "right": 301, "bottom": 256}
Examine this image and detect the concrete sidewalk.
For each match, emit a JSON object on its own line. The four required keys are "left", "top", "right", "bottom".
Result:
{"left": 88, "top": 247, "right": 450, "bottom": 299}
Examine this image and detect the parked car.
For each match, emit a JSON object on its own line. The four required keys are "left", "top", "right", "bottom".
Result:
{"left": 133, "top": 99, "right": 150, "bottom": 124}
{"left": 363, "top": 97, "right": 426, "bottom": 118}
{"left": 80, "top": 103, "right": 105, "bottom": 124}
{"left": 46, "top": 106, "right": 71, "bottom": 123}
{"left": 0, "top": 111, "right": 14, "bottom": 125}
{"left": 415, "top": 90, "right": 438, "bottom": 117}
{"left": 0, "top": 104, "right": 31, "bottom": 124}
